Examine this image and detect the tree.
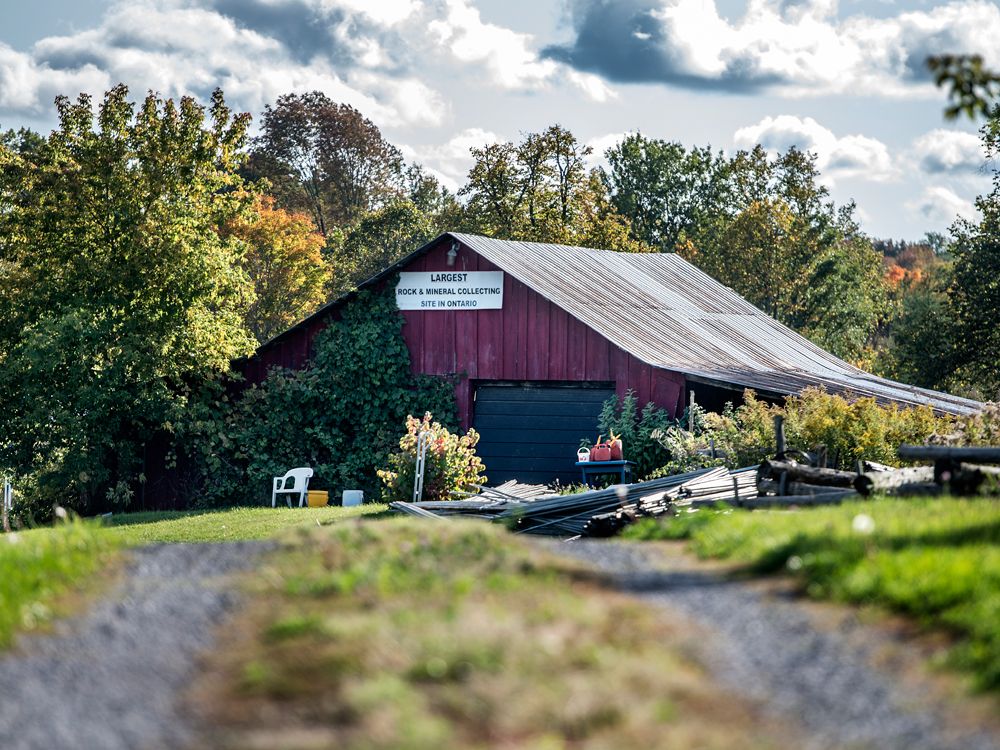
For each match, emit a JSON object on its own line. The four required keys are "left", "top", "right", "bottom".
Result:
{"left": 0, "top": 126, "right": 45, "bottom": 158}
{"left": 883, "top": 274, "right": 959, "bottom": 390}
{"left": 247, "top": 92, "right": 404, "bottom": 236}
{"left": 927, "top": 55, "right": 1000, "bottom": 121}
{"left": 688, "top": 197, "right": 806, "bottom": 320}
{"left": 0, "top": 85, "right": 256, "bottom": 512}
{"left": 224, "top": 196, "right": 331, "bottom": 343}
{"left": 794, "top": 224, "right": 889, "bottom": 365}
{"left": 329, "top": 200, "right": 435, "bottom": 296}
{"left": 602, "top": 134, "right": 731, "bottom": 252}
{"left": 948, "top": 112, "right": 1000, "bottom": 398}
{"left": 460, "top": 125, "right": 649, "bottom": 251}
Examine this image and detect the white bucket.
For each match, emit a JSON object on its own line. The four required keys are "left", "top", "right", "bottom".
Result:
{"left": 577, "top": 449, "right": 591, "bottom": 462}
{"left": 342, "top": 489, "right": 364, "bottom": 507}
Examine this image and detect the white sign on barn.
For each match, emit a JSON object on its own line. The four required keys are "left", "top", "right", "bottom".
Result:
{"left": 395, "top": 271, "right": 504, "bottom": 310}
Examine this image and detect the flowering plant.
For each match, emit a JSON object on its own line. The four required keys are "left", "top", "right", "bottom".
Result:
{"left": 378, "top": 413, "right": 486, "bottom": 502}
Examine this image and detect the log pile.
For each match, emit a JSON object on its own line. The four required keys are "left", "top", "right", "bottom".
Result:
{"left": 754, "top": 444, "right": 1000, "bottom": 501}
{"left": 755, "top": 459, "right": 859, "bottom": 505}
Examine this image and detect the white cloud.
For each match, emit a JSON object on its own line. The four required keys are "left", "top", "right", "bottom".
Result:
{"left": 734, "top": 115, "right": 897, "bottom": 183}
{"left": 428, "top": 0, "right": 555, "bottom": 88}
{"left": 400, "top": 127, "right": 502, "bottom": 191}
{"left": 0, "top": 0, "right": 611, "bottom": 129}
{"left": 3, "top": 1, "right": 442, "bottom": 127}
{"left": 585, "top": 131, "right": 629, "bottom": 170}
{"left": 912, "top": 129, "right": 985, "bottom": 175}
{"left": 909, "top": 185, "right": 978, "bottom": 223}
{"left": 563, "top": 69, "right": 617, "bottom": 103}
{"left": 554, "top": 0, "right": 1000, "bottom": 98}
{"left": 0, "top": 42, "right": 110, "bottom": 113}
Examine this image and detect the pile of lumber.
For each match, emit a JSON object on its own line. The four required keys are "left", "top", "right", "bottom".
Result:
{"left": 389, "top": 466, "right": 758, "bottom": 538}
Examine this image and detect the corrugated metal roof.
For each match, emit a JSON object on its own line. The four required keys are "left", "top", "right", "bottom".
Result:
{"left": 451, "top": 233, "right": 981, "bottom": 415}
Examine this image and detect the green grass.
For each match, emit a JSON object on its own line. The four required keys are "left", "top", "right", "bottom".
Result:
{"left": 0, "top": 521, "right": 119, "bottom": 648}
{"left": 194, "top": 519, "right": 792, "bottom": 750}
{"left": 624, "top": 497, "right": 1000, "bottom": 690}
{"left": 107, "top": 504, "right": 387, "bottom": 544}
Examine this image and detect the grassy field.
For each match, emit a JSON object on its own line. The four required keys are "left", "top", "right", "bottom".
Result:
{"left": 107, "top": 504, "right": 387, "bottom": 544}
{"left": 624, "top": 497, "right": 1000, "bottom": 690}
{"left": 191, "top": 518, "right": 793, "bottom": 750}
{"left": 0, "top": 521, "right": 119, "bottom": 648}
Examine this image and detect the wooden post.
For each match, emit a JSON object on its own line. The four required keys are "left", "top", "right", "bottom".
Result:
{"left": 2, "top": 479, "right": 10, "bottom": 534}
{"left": 688, "top": 390, "right": 696, "bottom": 433}
{"left": 773, "top": 415, "right": 785, "bottom": 458}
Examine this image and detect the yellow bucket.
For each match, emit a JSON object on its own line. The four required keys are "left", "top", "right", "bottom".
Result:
{"left": 307, "top": 490, "right": 329, "bottom": 508}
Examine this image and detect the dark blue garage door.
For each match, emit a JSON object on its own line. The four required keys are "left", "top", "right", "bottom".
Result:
{"left": 472, "top": 382, "right": 615, "bottom": 486}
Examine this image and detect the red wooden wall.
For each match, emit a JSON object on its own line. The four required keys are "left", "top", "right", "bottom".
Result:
{"left": 400, "top": 240, "right": 686, "bottom": 428}
{"left": 242, "top": 236, "right": 687, "bottom": 428}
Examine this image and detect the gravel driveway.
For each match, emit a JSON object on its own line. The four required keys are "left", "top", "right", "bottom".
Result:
{"left": 0, "top": 542, "right": 267, "bottom": 750}
{"left": 550, "top": 539, "right": 999, "bottom": 750}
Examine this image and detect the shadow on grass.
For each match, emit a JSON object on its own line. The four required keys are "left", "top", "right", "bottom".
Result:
{"left": 104, "top": 508, "right": 221, "bottom": 527}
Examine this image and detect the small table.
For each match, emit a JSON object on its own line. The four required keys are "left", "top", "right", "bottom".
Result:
{"left": 576, "top": 460, "right": 635, "bottom": 487}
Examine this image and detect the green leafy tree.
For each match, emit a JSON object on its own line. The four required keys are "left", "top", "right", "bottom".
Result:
{"left": 793, "top": 212, "right": 889, "bottom": 366}
{"left": 928, "top": 55, "right": 1000, "bottom": 121}
{"left": 460, "top": 125, "right": 649, "bottom": 251}
{"left": 328, "top": 199, "right": 436, "bottom": 296}
{"left": 0, "top": 126, "right": 45, "bottom": 158}
{"left": 603, "top": 134, "right": 731, "bottom": 252}
{"left": 0, "top": 85, "right": 256, "bottom": 512}
{"left": 948, "top": 112, "right": 1000, "bottom": 398}
{"left": 405, "top": 163, "right": 461, "bottom": 226}
{"left": 882, "top": 274, "right": 959, "bottom": 390}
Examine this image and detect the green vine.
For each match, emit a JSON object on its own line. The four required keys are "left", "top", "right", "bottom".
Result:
{"left": 178, "top": 284, "right": 458, "bottom": 506}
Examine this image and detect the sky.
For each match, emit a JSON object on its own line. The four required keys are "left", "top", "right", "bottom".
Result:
{"left": 0, "top": 0, "right": 996, "bottom": 240}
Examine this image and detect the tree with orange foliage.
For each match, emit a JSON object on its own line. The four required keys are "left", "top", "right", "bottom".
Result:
{"left": 225, "top": 197, "right": 331, "bottom": 342}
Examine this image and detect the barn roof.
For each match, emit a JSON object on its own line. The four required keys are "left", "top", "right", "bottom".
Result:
{"left": 449, "top": 234, "right": 980, "bottom": 415}
{"left": 255, "top": 232, "right": 980, "bottom": 415}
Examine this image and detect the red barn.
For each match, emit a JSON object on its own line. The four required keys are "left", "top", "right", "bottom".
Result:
{"left": 239, "top": 233, "right": 979, "bottom": 485}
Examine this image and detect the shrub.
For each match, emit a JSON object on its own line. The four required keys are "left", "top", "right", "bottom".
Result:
{"left": 933, "top": 402, "right": 1000, "bottom": 446}
{"left": 378, "top": 413, "right": 486, "bottom": 502}
{"left": 598, "top": 391, "right": 675, "bottom": 478}
{"left": 177, "top": 285, "right": 457, "bottom": 506}
{"left": 645, "top": 425, "right": 725, "bottom": 477}
{"left": 704, "top": 387, "right": 955, "bottom": 469}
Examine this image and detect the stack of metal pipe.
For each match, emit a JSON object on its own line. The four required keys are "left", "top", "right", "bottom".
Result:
{"left": 390, "top": 466, "right": 760, "bottom": 537}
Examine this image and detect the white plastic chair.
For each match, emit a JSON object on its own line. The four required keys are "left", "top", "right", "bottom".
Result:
{"left": 272, "top": 467, "right": 313, "bottom": 507}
